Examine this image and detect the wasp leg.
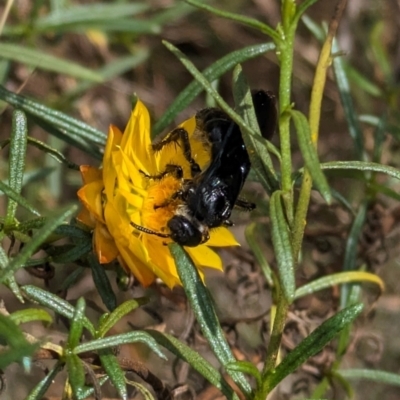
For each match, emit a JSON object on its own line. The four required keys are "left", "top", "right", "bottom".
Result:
{"left": 131, "top": 221, "right": 170, "bottom": 238}
{"left": 235, "top": 198, "right": 256, "bottom": 211}
{"left": 152, "top": 128, "right": 201, "bottom": 177}
{"left": 139, "top": 164, "right": 183, "bottom": 180}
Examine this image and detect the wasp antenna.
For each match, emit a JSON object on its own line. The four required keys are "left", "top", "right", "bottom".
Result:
{"left": 131, "top": 221, "right": 170, "bottom": 238}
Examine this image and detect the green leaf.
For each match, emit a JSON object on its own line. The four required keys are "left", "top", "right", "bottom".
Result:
{"left": 66, "top": 353, "right": 86, "bottom": 399}
{"left": 290, "top": 109, "right": 331, "bottom": 203}
{"left": 126, "top": 380, "right": 155, "bottom": 400}
{"left": 67, "top": 49, "right": 149, "bottom": 99}
{"left": 319, "top": 161, "right": 400, "bottom": 181}
{"left": 185, "top": 0, "right": 279, "bottom": 41}
{"left": 49, "top": 240, "right": 92, "bottom": 263}
{"left": 153, "top": 43, "right": 275, "bottom": 136}
{"left": 0, "top": 43, "right": 103, "bottom": 82}
{"left": 99, "top": 350, "right": 127, "bottom": 400}
{"left": 0, "top": 85, "right": 106, "bottom": 150}
{"left": 26, "top": 361, "right": 63, "bottom": 400}
{"left": 0, "top": 205, "right": 78, "bottom": 283}
{"left": 35, "top": 3, "right": 150, "bottom": 31}
{"left": 345, "top": 64, "right": 383, "bottom": 97}
{"left": 0, "top": 180, "right": 40, "bottom": 216}
{"left": 74, "top": 332, "right": 166, "bottom": 360}
{"left": 245, "top": 223, "right": 274, "bottom": 287}
{"left": 88, "top": 254, "right": 117, "bottom": 312}
{"left": 0, "top": 314, "right": 38, "bottom": 369}
{"left": 98, "top": 299, "right": 147, "bottom": 338}
{"left": 146, "top": 329, "right": 240, "bottom": 400}
{"left": 21, "top": 285, "right": 95, "bottom": 335}
{"left": 5, "top": 110, "right": 28, "bottom": 227}
{"left": 338, "top": 369, "right": 400, "bottom": 387}
{"left": 340, "top": 201, "right": 367, "bottom": 308}
{"left": 332, "top": 39, "right": 364, "bottom": 159}
{"left": 267, "top": 303, "right": 364, "bottom": 390}
{"left": 226, "top": 361, "right": 261, "bottom": 387}
{"left": 269, "top": 191, "right": 295, "bottom": 302}
{"left": 295, "top": 271, "right": 384, "bottom": 300}
{"left": 0, "top": 245, "right": 24, "bottom": 303}
{"left": 77, "top": 376, "right": 109, "bottom": 400}
{"left": 27, "top": 137, "right": 80, "bottom": 170}
{"left": 9, "top": 308, "right": 53, "bottom": 325}
{"left": 169, "top": 243, "right": 252, "bottom": 397}
{"left": 68, "top": 298, "right": 86, "bottom": 350}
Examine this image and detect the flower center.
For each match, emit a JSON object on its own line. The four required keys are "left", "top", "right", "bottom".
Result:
{"left": 141, "top": 175, "right": 183, "bottom": 234}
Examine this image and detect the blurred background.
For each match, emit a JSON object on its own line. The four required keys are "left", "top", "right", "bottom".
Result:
{"left": 1, "top": 0, "right": 400, "bottom": 399}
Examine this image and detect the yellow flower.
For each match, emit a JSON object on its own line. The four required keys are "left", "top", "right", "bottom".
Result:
{"left": 77, "top": 100, "right": 239, "bottom": 288}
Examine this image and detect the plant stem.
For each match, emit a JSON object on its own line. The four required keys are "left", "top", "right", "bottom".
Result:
{"left": 256, "top": 292, "right": 289, "bottom": 398}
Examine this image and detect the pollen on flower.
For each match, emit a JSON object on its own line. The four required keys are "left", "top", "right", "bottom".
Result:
{"left": 140, "top": 175, "right": 182, "bottom": 235}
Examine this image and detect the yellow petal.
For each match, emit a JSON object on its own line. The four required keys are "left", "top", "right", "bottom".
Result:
{"left": 94, "top": 222, "right": 119, "bottom": 263}
{"left": 103, "top": 126, "right": 122, "bottom": 201}
{"left": 187, "top": 246, "right": 223, "bottom": 271}
{"left": 80, "top": 165, "right": 102, "bottom": 184}
{"left": 117, "top": 249, "right": 156, "bottom": 287}
{"left": 206, "top": 227, "right": 239, "bottom": 247}
{"left": 143, "top": 236, "right": 181, "bottom": 288}
{"left": 77, "top": 180, "right": 105, "bottom": 223}
{"left": 120, "top": 100, "right": 156, "bottom": 175}
{"left": 76, "top": 207, "right": 95, "bottom": 228}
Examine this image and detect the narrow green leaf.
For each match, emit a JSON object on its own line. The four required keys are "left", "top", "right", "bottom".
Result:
{"left": 21, "top": 285, "right": 95, "bottom": 335}
{"left": 98, "top": 298, "right": 147, "bottom": 338}
{"left": 294, "top": 0, "right": 320, "bottom": 25}
{"left": 268, "top": 303, "right": 364, "bottom": 390}
{"left": 0, "top": 314, "right": 38, "bottom": 369}
{"left": 245, "top": 223, "right": 274, "bottom": 287}
{"left": 29, "top": 115, "right": 103, "bottom": 160}
{"left": 338, "top": 369, "right": 400, "bottom": 387}
{"left": 169, "top": 243, "right": 252, "bottom": 397}
{"left": 345, "top": 64, "right": 382, "bottom": 97}
{"left": 295, "top": 271, "right": 384, "bottom": 300}
{"left": 153, "top": 43, "right": 275, "bottom": 136}
{"left": 5, "top": 110, "right": 28, "bottom": 226}
{"left": 0, "top": 180, "right": 40, "bottom": 216}
{"left": 27, "top": 137, "right": 80, "bottom": 170}
{"left": 26, "top": 361, "right": 64, "bottom": 400}
{"left": 340, "top": 201, "right": 367, "bottom": 308}
{"left": 99, "top": 350, "right": 127, "bottom": 400}
{"left": 77, "top": 376, "right": 109, "bottom": 400}
{"left": 68, "top": 298, "right": 86, "bottom": 350}
{"left": 370, "top": 21, "right": 393, "bottom": 83}
{"left": 88, "top": 254, "right": 117, "bottom": 312}
{"left": 50, "top": 240, "right": 92, "bottom": 263}
{"left": 0, "top": 246, "right": 24, "bottom": 303}
{"left": 290, "top": 109, "right": 331, "bottom": 203}
{"left": 9, "top": 308, "right": 53, "bottom": 325}
{"left": 35, "top": 3, "right": 149, "bottom": 30}
{"left": 67, "top": 49, "right": 149, "bottom": 99}
{"left": 185, "top": 0, "right": 279, "bottom": 41}
{"left": 332, "top": 39, "right": 364, "bottom": 159}
{"left": 66, "top": 353, "right": 86, "bottom": 399}
{"left": 146, "top": 329, "right": 240, "bottom": 400}
{"left": 0, "top": 85, "right": 106, "bottom": 147}
{"left": 126, "top": 380, "right": 154, "bottom": 400}
{"left": 319, "top": 161, "right": 400, "bottom": 181}
{"left": 0, "top": 342, "right": 38, "bottom": 370}
{"left": 226, "top": 361, "right": 261, "bottom": 387}
{"left": 0, "top": 205, "right": 78, "bottom": 283}
{"left": 0, "top": 43, "right": 103, "bottom": 82}
{"left": 48, "top": 19, "right": 160, "bottom": 34}
{"left": 74, "top": 332, "right": 166, "bottom": 360}
{"left": 269, "top": 191, "right": 295, "bottom": 302}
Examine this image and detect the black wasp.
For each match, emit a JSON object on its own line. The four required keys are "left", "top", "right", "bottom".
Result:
{"left": 132, "top": 90, "right": 276, "bottom": 247}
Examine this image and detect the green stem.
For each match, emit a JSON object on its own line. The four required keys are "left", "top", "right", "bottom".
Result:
{"left": 256, "top": 292, "right": 289, "bottom": 398}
